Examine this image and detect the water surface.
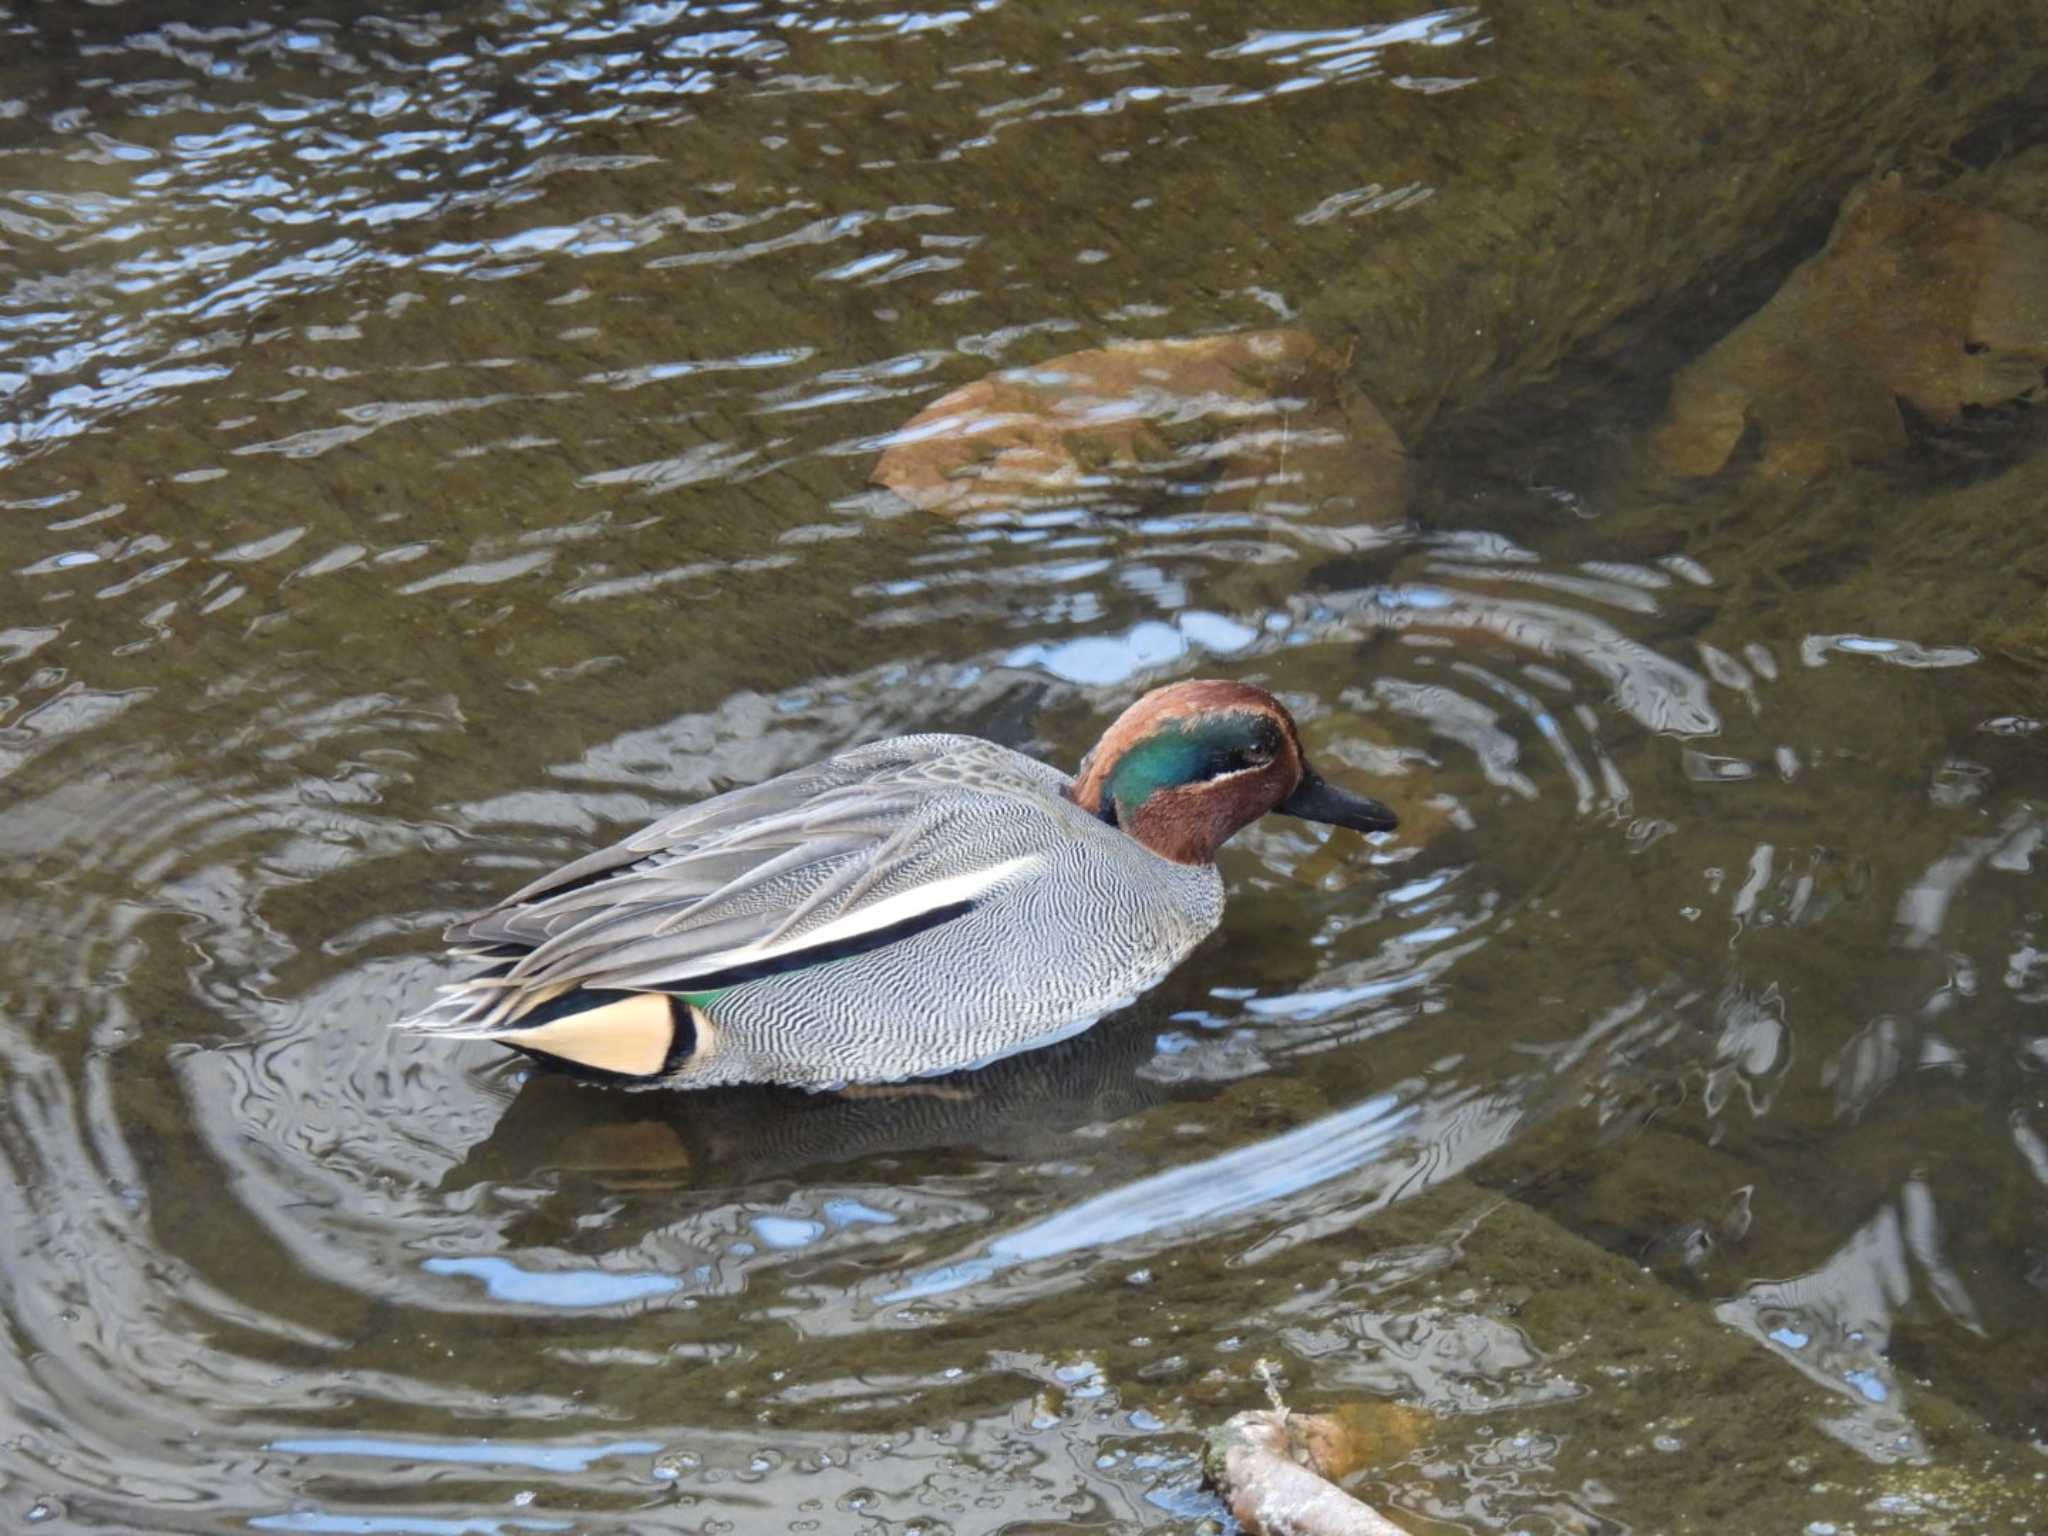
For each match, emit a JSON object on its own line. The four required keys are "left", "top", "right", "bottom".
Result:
{"left": 2, "top": 2, "right": 2045, "bottom": 1532}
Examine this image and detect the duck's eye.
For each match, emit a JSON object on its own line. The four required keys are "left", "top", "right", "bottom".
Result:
{"left": 1194, "top": 716, "right": 1284, "bottom": 780}
{"left": 1209, "top": 746, "right": 1271, "bottom": 777}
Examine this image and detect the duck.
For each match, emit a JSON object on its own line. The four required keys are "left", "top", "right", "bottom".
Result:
{"left": 397, "top": 679, "right": 1396, "bottom": 1089}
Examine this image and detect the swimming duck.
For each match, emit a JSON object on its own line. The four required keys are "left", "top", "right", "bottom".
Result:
{"left": 398, "top": 679, "right": 1396, "bottom": 1089}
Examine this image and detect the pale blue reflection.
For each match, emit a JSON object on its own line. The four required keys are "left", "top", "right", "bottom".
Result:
{"left": 1387, "top": 873, "right": 1452, "bottom": 904}
{"left": 1243, "top": 966, "right": 1435, "bottom": 1021}
{"left": 749, "top": 1197, "right": 901, "bottom": 1249}
{"left": 1218, "top": 12, "right": 1477, "bottom": 60}
{"left": 823, "top": 1198, "right": 900, "bottom": 1228}
{"left": 269, "top": 1435, "right": 659, "bottom": 1473}
{"left": 1212, "top": 10, "right": 1480, "bottom": 91}
{"left": 1843, "top": 1369, "right": 1891, "bottom": 1404}
{"left": 884, "top": 1092, "right": 1415, "bottom": 1300}
{"left": 251, "top": 1514, "right": 572, "bottom": 1534}
{"left": 1004, "top": 610, "right": 1257, "bottom": 685}
{"left": 751, "top": 1214, "right": 827, "bottom": 1249}
{"left": 422, "top": 1255, "right": 678, "bottom": 1307}
{"left": 1373, "top": 583, "right": 1456, "bottom": 609}
{"left": 1799, "top": 633, "right": 1980, "bottom": 669}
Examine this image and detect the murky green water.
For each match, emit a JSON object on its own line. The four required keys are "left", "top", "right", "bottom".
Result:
{"left": 2, "top": 2, "right": 2045, "bottom": 1532}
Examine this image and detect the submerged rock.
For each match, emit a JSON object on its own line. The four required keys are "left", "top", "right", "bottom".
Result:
{"left": 870, "top": 328, "right": 1406, "bottom": 525}
{"left": 1650, "top": 177, "right": 2048, "bottom": 480}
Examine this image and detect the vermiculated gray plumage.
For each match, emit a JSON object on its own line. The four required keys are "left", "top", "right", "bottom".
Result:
{"left": 400, "top": 736, "right": 1224, "bottom": 1087}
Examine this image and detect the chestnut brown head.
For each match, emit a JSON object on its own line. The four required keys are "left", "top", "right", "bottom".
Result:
{"left": 1067, "top": 679, "right": 1397, "bottom": 864}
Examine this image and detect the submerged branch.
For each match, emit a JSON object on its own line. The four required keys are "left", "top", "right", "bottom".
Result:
{"left": 1202, "top": 1409, "right": 1409, "bottom": 1536}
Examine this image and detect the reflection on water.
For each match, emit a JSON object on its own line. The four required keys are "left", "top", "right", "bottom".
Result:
{"left": 1, "top": 0, "right": 2045, "bottom": 1532}
{"left": 883, "top": 1090, "right": 1423, "bottom": 1303}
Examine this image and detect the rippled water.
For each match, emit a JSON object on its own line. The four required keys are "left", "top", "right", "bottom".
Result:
{"left": 2, "top": 2, "right": 2045, "bottom": 1532}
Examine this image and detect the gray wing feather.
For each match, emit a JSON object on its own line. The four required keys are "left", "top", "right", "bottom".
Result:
{"left": 431, "top": 736, "right": 1064, "bottom": 1014}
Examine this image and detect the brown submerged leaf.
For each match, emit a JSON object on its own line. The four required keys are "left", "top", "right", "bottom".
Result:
{"left": 1650, "top": 176, "right": 2048, "bottom": 480}
{"left": 872, "top": 328, "right": 1406, "bottom": 523}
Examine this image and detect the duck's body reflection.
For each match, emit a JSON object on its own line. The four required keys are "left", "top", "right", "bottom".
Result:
{"left": 444, "top": 1000, "right": 1195, "bottom": 1204}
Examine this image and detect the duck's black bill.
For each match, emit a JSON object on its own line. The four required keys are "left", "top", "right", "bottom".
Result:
{"left": 1278, "top": 770, "right": 1398, "bottom": 834}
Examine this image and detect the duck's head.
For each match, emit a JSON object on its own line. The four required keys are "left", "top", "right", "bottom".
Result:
{"left": 1067, "top": 679, "right": 1397, "bottom": 865}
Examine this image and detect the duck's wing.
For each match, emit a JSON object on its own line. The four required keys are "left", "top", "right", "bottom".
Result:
{"left": 409, "top": 735, "right": 1062, "bottom": 1033}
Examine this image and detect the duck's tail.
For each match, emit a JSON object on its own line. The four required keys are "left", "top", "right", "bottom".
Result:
{"left": 396, "top": 966, "right": 703, "bottom": 1080}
